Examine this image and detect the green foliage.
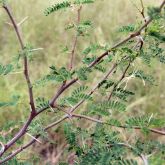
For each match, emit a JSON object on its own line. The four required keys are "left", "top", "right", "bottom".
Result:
{"left": 112, "top": 87, "right": 135, "bottom": 101}
{"left": 98, "top": 79, "right": 115, "bottom": 89}
{"left": 4, "top": 158, "right": 32, "bottom": 165}
{"left": 59, "top": 85, "right": 92, "bottom": 106}
{"left": 35, "top": 66, "right": 72, "bottom": 86}
{"left": 82, "top": 56, "right": 96, "bottom": 65}
{"left": 44, "top": 0, "right": 95, "bottom": 16}
{"left": 0, "top": 0, "right": 7, "bottom": 5}
{"left": 36, "top": 97, "right": 49, "bottom": 109}
{"left": 125, "top": 115, "right": 165, "bottom": 128}
{"left": 82, "top": 43, "right": 108, "bottom": 55}
{"left": 77, "top": 20, "right": 93, "bottom": 36}
{"left": 1, "top": 0, "right": 165, "bottom": 164}
{"left": 148, "top": 7, "right": 161, "bottom": 19}
{"left": 76, "top": 67, "right": 91, "bottom": 81}
{"left": 134, "top": 139, "right": 165, "bottom": 155}
{"left": 29, "top": 119, "right": 47, "bottom": 138}
{"left": 0, "top": 63, "right": 13, "bottom": 76}
{"left": 0, "top": 95, "right": 20, "bottom": 107}
{"left": 118, "top": 24, "right": 135, "bottom": 33}
{"left": 88, "top": 100, "right": 126, "bottom": 116}
{"left": 131, "top": 70, "right": 155, "bottom": 85}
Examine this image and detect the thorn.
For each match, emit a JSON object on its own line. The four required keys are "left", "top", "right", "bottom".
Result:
{"left": 5, "top": 22, "right": 13, "bottom": 26}
{"left": 26, "top": 133, "right": 42, "bottom": 144}
{"left": 9, "top": 71, "right": 23, "bottom": 75}
{"left": 148, "top": 113, "right": 153, "bottom": 124}
{"left": 17, "top": 16, "right": 29, "bottom": 27}
{"left": 29, "top": 48, "right": 44, "bottom": 52}
{"left": 0, "top": 141, "right": 5, "bottom": 153}
{"left": 49, "top": 106, "right": 56, "bottom": 112}
{"left": 76, "top": 81, "right": 82, "bottom": 85}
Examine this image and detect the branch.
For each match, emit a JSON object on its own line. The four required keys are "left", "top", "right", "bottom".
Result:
{"left": 1, "top": 111, "right": 165, "bottom": 163}
{"left": 115, "top": 142, "right": 148, "bottom": 165}
{"left": 3, "top": 5, "right": 36, "bottom": 114}
{"left": 69, "top": 63, "right": 117, "bottom": 114}
{"left": 72, "top": 114, "right": 165, "bottom": 136}
{"left": 49, "top": 0, "right": 165, "bottom": 107}
{"left": 89, "top": 0, "right": 165, "bottom": 68}
{"left": 0, "top": 116, "right": 68, "bottom": 164}
{"left": 108, "top": 60, "right": 131, "bottom": 100}
{"left": 69, "top": 6, "right": 82, "bottom": 70}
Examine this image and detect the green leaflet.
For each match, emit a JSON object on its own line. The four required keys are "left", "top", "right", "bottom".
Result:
{"left": 44, "top": 0, "right": 95, "bottom": 16}
{"left": 36, "top": 97, "right": 49, "bottom": 109}
{"left": 134, "top": 139, "right": 165, "bottom": 155}
{"left": 118, "top": 24, "right": 135, "bottom": 33}
{"left": 0, "top": 0, "right": 7, "bottom": 5}
{"left": 112, "top": 87, "right": 135, "bottom": 101}
{"left": 0, "top": 95, "right": 20, "bottom": 107}
{"left": 59, "top": 85, "right": 92, "bottom": 107}
{"left": 64, "top": 123, "right": 77, "bottom": 146}
{"left": 35, "top": 66, "right": 72, "bottom": 86}
{"left": 148, "top": 7, "right": 161, "bottom": 19}
{"left": 29, "top": 119, "right": 47, "bottom": 138}
{"left": 72, "top": 85, "right": 88, "bottom": 96}
{"left": 76, "top": 67, "right": 91, "bottom": 81}
{"left": 125, "top": 115, "right": 165, "bottom": 128}
{"left": 98, "top": 79, "right": 115, "bottom": 89}
{"left": 82, "top": 43, "right": 108, "bottom": 55}
{"left": 88, "top": 100, "right": 126, "bottom": 116}
{"left": 0, "top": 63, "right": 13, "bottom": 75}
{"left": 131, "top": 70, "right": 155, "bottom": 85}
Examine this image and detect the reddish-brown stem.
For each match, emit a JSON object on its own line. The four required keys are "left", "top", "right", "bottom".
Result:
{"left": 3, "top": 5, "right": 36, "bottom": 114}
{"left": 0, "top": 116, "right": 68, "bottom": 164}
{"left": 0, "top": 4, "right": 36, "bottom": 158}
{"left": 69, "top": 6, "right": 82, "bottom": 70}
{"left": 140, "top": 0, "right": 147, "bottom": 23}
{"left": 69, "top": 63, "right": 118, "bottom": 114}
{"left": 72, "top": 114, "right": 165, "bottom": 135}
{"left": 108, "top": 60, "right": 131, "bottom": 100}
{"left": 1, "top": 111, "right": 165, "bottom": 164}
{"left": 49, "top": 0, "right": 165, "bottom": 107}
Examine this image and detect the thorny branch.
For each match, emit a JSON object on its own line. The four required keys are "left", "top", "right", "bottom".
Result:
{"left": 69, "top": 6, "right": 82, "bottom": 70}
{"left": 0, "top": 0, "right": 165, "bottom": 163}
{"left": 2, "top": 5, "right": 36, "bottom": 115}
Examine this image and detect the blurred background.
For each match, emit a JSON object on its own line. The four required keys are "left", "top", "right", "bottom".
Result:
{"left": 0, "top": 0, "right": 165, "bottom": 164}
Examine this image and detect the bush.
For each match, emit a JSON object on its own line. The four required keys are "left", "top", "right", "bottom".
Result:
{"left": 0, "top": 0, "right": 165, "bottom": 164}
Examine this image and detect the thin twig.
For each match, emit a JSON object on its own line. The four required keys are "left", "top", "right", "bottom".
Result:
{"left": 49, "top": 0, "right": 165, "bottom": 107}
{"left": 69, "top": 63, "right": 117, "bottom": 113}
{"left": 108, "top": 60, "right": 131, "bottom": 100}
{"left": 3, "top": 5, "right": 36, "bottom": 114}
{"left": 69, "top": 6, "right": 82, "bottom": 70}
{"left": 71, "top": 114, "right": 165, "bottom": 135}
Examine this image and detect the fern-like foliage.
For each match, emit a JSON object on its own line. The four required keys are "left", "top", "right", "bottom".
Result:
{"left": 35, "top": 66, "right": 72, "bottom": 86}
{"left": 0, "top": 95, "right": 20, "bottom": 107}
{"left": 29, "top": 119, "right": 47, "bottom": 138}
{"left": 59, "top": 85, "right": 92, "bottom": 107}
{"left": 131, "top": 70, "right": 155, "bottom": 85}
{"left": 82, "top": 43, "right": 108, "bottom": 55}
{"left": 112, "top": 87, "right": 135, "bottom": 101}
{"left": 125, "top": 115, "right": 165, "bottom": 128}
{"left": 118, "top": 24, "right": 136, "bottom": 33}
{"left": 36, "top": 97, "right": 49, "bottom": 109}
{"left": 0, "top": 63, "right": 13, "bottom": 75}
{"left": 45, "top": 0, "right": 95, "bottom": 16}
{"left": 76, "top": 67, "right": 92, "bottom": 81}
{"left": 88, "top": 100, "right": 126, "bottom": 116}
